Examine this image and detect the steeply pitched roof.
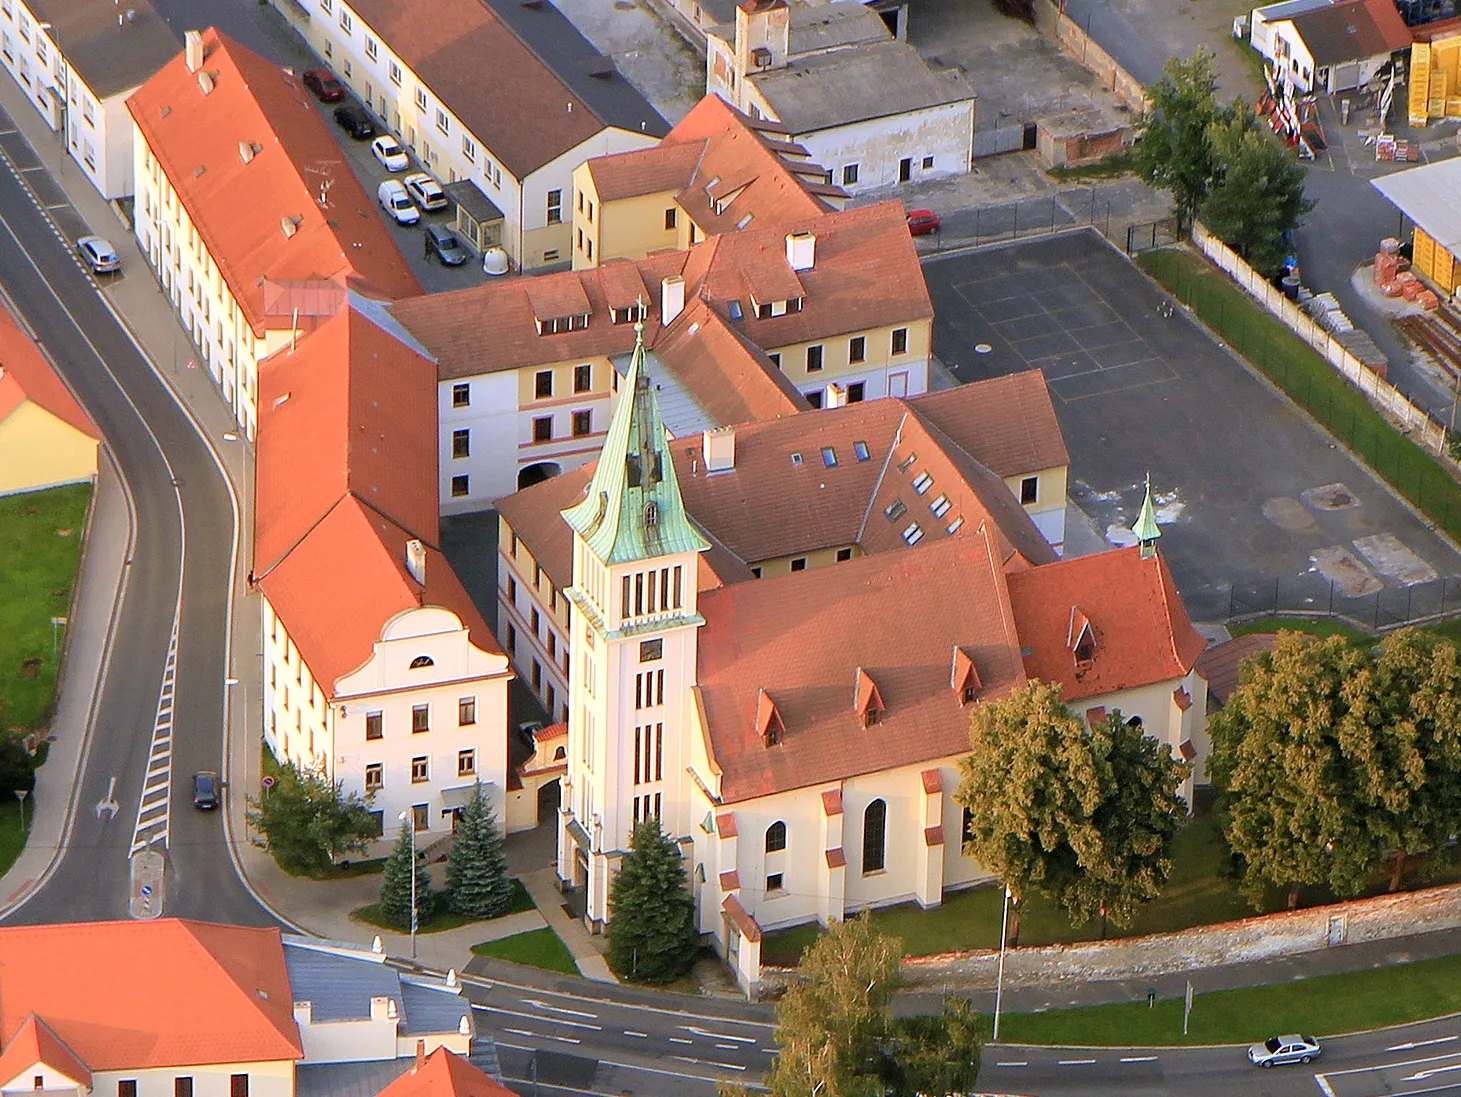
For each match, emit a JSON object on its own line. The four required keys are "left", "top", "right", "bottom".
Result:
{"left": 907, "top": 371, "right": 1068, "bottom": 477}
{"left": 1194, "top": 633, "right": 1276, "bottom": 707}
{"left": 1006, "top": 546, "right": 1206, "bottom": 702}
{"left": 127, "top": 29, "right": 420, "bottom": 337}
{"left": 584, "top": 141, "right": 707, "bottom": 203}
{"left": 697, "top": 529, "right": 1027, "bottom": 802}
{"left": 0, "top": 309, "right": 99, "bottom": 441}
{"left": 337, "top": 0, "right": 665, "bottom": 179}
{"left": 0, "top": 920, "right": 301, "bottom": 1071}
{"left": 1287, "top": 0, "right": 1411, "bottom": 63}
{"left": 30, "top": 0, "right": 179, "bottom": 101}
{"left": 562, "top": 327, "right": 710, "bottom": 565}
{"left": 0, "top": 1015, "right": 92, "bottom": 1089}
{"left": 378, "top": 1047, "right": 515, "bottom": 1097}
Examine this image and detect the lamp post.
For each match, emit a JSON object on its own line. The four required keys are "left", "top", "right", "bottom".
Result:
{"left": 398, "top": 809, "right": 418, "bottom": 960}
{"left": 992, "top": 885, "right": 1012, "bottom": 1042}
{"left": 15, "top": 789, "right": 28, "bottom": 833}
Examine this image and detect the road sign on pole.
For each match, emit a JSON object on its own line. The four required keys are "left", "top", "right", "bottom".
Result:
{"left": 261, "top": 775, "right": 276, "bottom": 790}
{"left": 1183, "top": 979, "right": 1194, "bottom": 1035}
{"left": 129, "top": 850, "right": 165, "bottom": 919}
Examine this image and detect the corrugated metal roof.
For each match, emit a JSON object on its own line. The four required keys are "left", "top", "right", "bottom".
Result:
{"left": 1372, "top": 159, "right": 1461, "bottom": 253}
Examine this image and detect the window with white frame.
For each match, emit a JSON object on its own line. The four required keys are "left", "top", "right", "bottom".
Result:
{"left": 435, "top": 107, "right": 449, "bottom": 134}
{"left": 364, "top": 36, "right": 377, "bottom": 60}
{"left": 462, "top": 135, "right": 476, "bottom": 161}
{"left": 389, "top": 60, "right": 401, "bottom": 86}
{"left": 414, "top": 86, "right": 427, "bottom": 111}
{"left": 339, "top": 8, "right": 352, "bottom": 32}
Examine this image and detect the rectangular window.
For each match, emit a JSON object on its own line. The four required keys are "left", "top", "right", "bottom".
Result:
{"left": 1021, "top": 476, "right": 1039, "bottom": 504}
{"left": 450, "top": 474, "right": 469, "bottom": 497}
{"left": 767, "top": 352, "right": 781, "bottom": 370}
{"left": 414, "top": 87, "right": 428, "bottom": 111}
{"left": 364, "top": 36, "right": 377, "bottom": 60}
{"left": 462, "top": 135, "right": 476, "bottom": 161}
{"left": 176, "top": 1081, "right": 193, "bottom": 1097}
{"left": 892, "top": 327, "right": 908, "bottom": 355}
{"left": 930, "top": 493, "right": 951, "bottom": 518}
{"left": 805, "top": 390, "right": 823, "bottom": 409}
{"left": 902, "top": 522, "right": 925, "bottom": 545}
{"left": 821, "top": 446, "right": 837, "bottom": 467}
{"left": 413, "top": 803, "right": 428, "bottom": 831}
{"left": 664, "top": 207, "right": 677, "bottom": 230}
{"left": 452, "top": 429, "right": 470, "bottom": 459}
{"left": 231, "top": 1076, "right": 248, "bottom": 1097}
{"left": 547, "top": 189, "right": 563, "bottom": 224}
{"left": 389, "top": 61, "right": 402, "bottom": 86}
{"left": 535, "top": 369, "right": 553, "bottom": 398}
{"left": 572, "top": 410, "right": 592, "bottom": 437}
{"left": 912, "top": 471, "right": 932, "bottom": 495}
{"left": 436, "top": 107, "right": 449, "bottom": 134}
{"left": 848, "top": 381, "right": 866, "bottom": 403}
{"left": 849, "top": 335, "right": 866, "bottom": 363}
{"left": 365, "top": 763, "right": 383, "bottom": 790}
{"left": 319, "top": 0, "right": 331, "bottom": 11}
{"left": 119, "top": 1084, "right": 137, "bottom": 1097}
{"left": 339, "top": 8, "right": 352, "bottom": 32}
{"left": 412, "top": 704, "right": 429, "bottom": 733}
{"left": 411, "top": 756, "right": 429, "bottom": 783}
{"left": 806, "top": 345, "right": 824, "bottom": 372}
{"left": 452, "top": 382, "right": 470, "bottom": 407}
{"left": 842, "top": 163, "right": 859, "bottom": 186}
{"left": 459, "top": 696, "right": 476, "bottom": 725}
{"left": 885, "top": 499, "right": 907, "bottom": 522}
{"left": 458, "top": 749, "right": 476, "bottom": 776}
{"left": 640, "top": 638, "right": 663, "bottom": 662}
{"left": 766, "top": 872, "right": 783, "bottom": 891}
{"left": 790, "top": 557, "right": 807, "bottom": 571}
{"left": 531, "top": 607, "right": 541, "bottom": 635}
{"left": 365, "top": 712, "right": 383, "bottom": 740}
{"left": 533, "top": 416, "right": 552, "bottom": 443}
{"left": 574, "top": 363, "right": 592, "bottom": 392}
{"left": 923, "top": 155, "right": 935, "bottom": 169}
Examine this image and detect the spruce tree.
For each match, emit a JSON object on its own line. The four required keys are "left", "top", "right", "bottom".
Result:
{"left": 607, "top": 818, "right": 698, "bottom": 983}
{"left": 379, "top": 820, "right": 434, "bottom": 932}
{"left": 446, "top": 781, "right": 514, "bottom": 918}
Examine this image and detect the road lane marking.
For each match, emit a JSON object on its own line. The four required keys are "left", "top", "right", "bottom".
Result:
{"left": 682, "top": 1026, "right": 758, "bottom": 1043}
{"left": 1058, "top": 1058, "right": 1097, "bottom": 1065}
{"left": 671, "top": 1055, "right": 747, "bottom": 1072}
{"left": 504, "top": 1028, "right": 537, "bottom": 1038}
{"left": 994, "top": 1061, "right": 1028, "bottom": 1067}
{"left": 715, "top": 1044, "right": 739, "bottom": 1050}
{"left": 1391, "top": 1037, "right": 1460, "bottom": 1053}
{"left": 524, "top": 997, "right": 598, "bottom": 1019}
{"left": 1405, "top": 1064, "right": 1461, "bottom": 1082}
{"left": 1323, "top": 1051, "right": 1461, "bottom": 1076}
{"left": 130, "top": 611, "right": 180, "bottom": 856}
{"left": 470, "top": 1004, "right": 602, "bottom": 1031}
{"left": 623, "top": 1031, "right": 648, "bottom": 1038}
{"left": 1120, "top": 1056, "right": 1158, "bottom": 1063}
{"left": 669, "top": 1037, "right": 693, "bottom": 1044}
{"left": 1315, "top": 1075, "right": 1337, "bottom": 1097}
{"left": 456, "top": 970, "right": 775, "bottom": 1030}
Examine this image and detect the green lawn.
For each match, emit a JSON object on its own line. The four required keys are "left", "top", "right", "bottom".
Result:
{"left": 0, "top": 798, "right": 31, "bottom": 878}
{"left": 1137, "top": 248, "right": 1461, "bottom": 545}
{"left": 1227, "top": 617, "right": 1371, "bottom": 643}
{"left": 1000, "top": 951, "right": 1461, "bottom": 1046}
{"left": 472, "top": 927, "right": 579, "bottom": 975}
{"left": 0, "top": 484, "right": 91, "bottom": 730}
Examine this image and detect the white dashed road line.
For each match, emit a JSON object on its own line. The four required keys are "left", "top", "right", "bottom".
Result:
{"left": 1121, "top": 1056, "right": 1159, "bottom": 1063}
{"left": 1058, "top": 1058, "right": 1097, "bottom": 1065}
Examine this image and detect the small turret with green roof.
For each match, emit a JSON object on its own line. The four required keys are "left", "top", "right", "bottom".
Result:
{"left": 1132, "top": 473, "right": 1161, "bottom": 559}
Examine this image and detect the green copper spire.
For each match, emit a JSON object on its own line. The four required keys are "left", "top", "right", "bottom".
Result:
{"left": 562, "top": 321, "right": 710, "bottom": 565}
{"left": 1132, "top": 472, "right": 1161, "bottom": 558}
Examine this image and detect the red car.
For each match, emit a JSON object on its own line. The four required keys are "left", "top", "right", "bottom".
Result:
{"left": 907, "top": 209, "right": 941, "bottom": 236}
{"left": 302, "top": 70, "right": 345, "bottom": 102}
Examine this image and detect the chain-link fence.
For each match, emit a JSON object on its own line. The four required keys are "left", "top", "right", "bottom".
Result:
{"left": 1125, "top": 217, "right": 1180, "bottom": 254}
{"left": 1228, "top": 575, "right": 1461, "bottom": 632}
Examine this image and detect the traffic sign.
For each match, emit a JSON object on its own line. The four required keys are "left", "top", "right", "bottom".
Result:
{"left": 261, "top": 775, "right": 276, "bottom": 789}
{"left": 129, "top": 850, "right": 165, "bottom": 919}
{"left": 141, "top": 884, "right": 153, "bottom": 897}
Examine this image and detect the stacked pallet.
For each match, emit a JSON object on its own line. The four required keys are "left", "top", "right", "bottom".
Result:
{"left": 1373, "top": 240, "right": 1436, "bottom": 306}
{"left": 1409, "top": 32, "right": 1461, "bottom": 126}
{"left": 1411, "top": 42, "right": 1432, "bottom": 126}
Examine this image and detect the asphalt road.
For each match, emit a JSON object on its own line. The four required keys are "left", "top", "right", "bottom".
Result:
{"left": 991, "top": 1015, "right": 1461, "bottom": 1097}
{"left": 0, "top": 114, "right": 270, "bottom": 927}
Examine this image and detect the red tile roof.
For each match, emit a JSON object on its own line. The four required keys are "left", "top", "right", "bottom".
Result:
{"left": 1194, "top": 633, "right": 1277, "bottom": 707}
{"left": 1006, "top": 547, "right": 1205, "bottom": 702}
{"left": 721, "top": 894, "right": 762, "bottom": 942}
{"left": 825, "top": 847, "right": 846, "bottom": 868}
{"left": 0, "top": 308, "right": 99, "bottom": 441}
{"left": 0, "top": 1016, "right": 91, "bottom": 1088}
{"left": 586, "top": 141, "right": 707, "bottom": 203}
{"left": 909, "top": 370, "right": 1068, "bottom": 477}
{"left": 698, "top": 529, "right": 1028, "bottom": 802}
{"left": 0, "top": 920, "right": 301, "bottom": 1071}
{"left": 127, "top": 29, "right": 419, "bottom": 337}
{"left": 377, "top": 1048, "right": 516, "bottom": 1097}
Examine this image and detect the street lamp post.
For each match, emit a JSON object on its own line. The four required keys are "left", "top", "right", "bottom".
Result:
{"left": 992, "top": 885, "right": 1012, "bottom": 1042}
{"left": 398, "top": 809, "right": 418, "bottom": 960}
{"left": 15, "top": 789, "right": 28, "bottom": 833}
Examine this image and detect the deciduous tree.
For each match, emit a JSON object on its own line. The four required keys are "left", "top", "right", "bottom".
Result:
{"left": 1201, "top": 113, "right": 1314, "bottom": 277}
{"left": 878, "top": 997, "right": 986, "bottom": 1097}
{"left": 246, "top": 760, "right": 377, "bottom": 876}
{"left": 606, "top": 818, "right": 698, "bottom": 983}
{"left": 1132, "top": 50, "right": 1232, "bottom": 233}
{"left": 445, "top": 781, "right": 514, "bottom": 919}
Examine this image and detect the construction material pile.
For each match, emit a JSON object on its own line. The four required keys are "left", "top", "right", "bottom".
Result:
{"left": 1375, "top": 237, "right": 1440, "bottom": 309}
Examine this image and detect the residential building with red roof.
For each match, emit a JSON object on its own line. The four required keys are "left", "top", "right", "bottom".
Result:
{"left": 571, "top": 93, "right": 846, "bottom": 269}
{"left": 267, "top": 0, "right": 667, "bottom": 272}
{"left": 127, "top": 28, "right": 421, "bottom": 442}
{"left": 373, "top": 1046, "right": 513, "bottom": 1097}
{"left": 389, "top": 200, "right": 933, "bottom": 513}
{"left": 0, "top": 306, "right": 99, "bottom": 497}
{"left": 0, "top": 919, "right": 302, "bottom": 1097}
{"left": 253, "top": 297, "right": 513, "bottom": 846}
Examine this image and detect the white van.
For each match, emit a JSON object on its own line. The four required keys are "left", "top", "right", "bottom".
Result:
{"left": 377, "top": 179, "right": 420, "bottom": 225}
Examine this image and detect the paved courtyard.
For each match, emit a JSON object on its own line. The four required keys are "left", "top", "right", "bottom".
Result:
{"left": 925, "top": 230, "right": 1461, "bottom": 624}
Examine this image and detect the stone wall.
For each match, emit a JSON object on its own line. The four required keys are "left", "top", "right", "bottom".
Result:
{"left": 1033, "top": 0, "right": 1149, "bottom": 114}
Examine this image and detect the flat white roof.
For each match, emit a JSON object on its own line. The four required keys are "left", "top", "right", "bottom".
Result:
{"left": 1372, "top": 158, "right": 1461, "bottom": 254}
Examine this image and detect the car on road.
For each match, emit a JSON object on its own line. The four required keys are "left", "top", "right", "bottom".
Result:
{"left": 301, "top": 69, "right": 344, "bottom": 102}
{"left": 424, "top": 224, "right": 470, "bottom": 266}
{"left": 371, "top": 134, "right": 410, "bottom": 171}
{"left": 332, "top": 103, "right": 376, "bottom": 140}
{"left": 403, "top": 171, "right": 449, "bottom": 212}
{"left": 77, "top": 235, "right": 121, "bottom": 273}
{"left": 482, "top": 246, "right": 510, "bottom": 276}
{"left": 192, "top": 771, "right": 219, "bottom": 811}
{"left": 378, "top": 179, "right": 420, "bottom": 225}
{"left": 1248, "top": 1035, "right": 1320, "bottom": 1067}
{"left": 907, "top": 208, "right": 941, "bottom": 236}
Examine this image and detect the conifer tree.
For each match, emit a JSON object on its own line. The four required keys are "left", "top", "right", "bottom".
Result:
{"left": 446, "top": 781, "right": 514, "bottom": 918}
{"left": 606, "top": 818, "right": 698, "bottom": 983}
{"left": 379, "top": 819, "right": 434, "bottom": 932}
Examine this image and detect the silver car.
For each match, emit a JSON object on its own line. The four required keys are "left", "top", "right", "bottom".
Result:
{"left": 1248, "top": 1034, "right": 1320, "bottom": 1067}
{"left": 77, "top": 235, "right": 121, "bottom": 273}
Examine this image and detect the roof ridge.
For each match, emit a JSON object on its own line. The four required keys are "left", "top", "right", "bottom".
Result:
{"left": 854, "top": 409, "right": 908, "bottom": 543}
{"left": 175, "top": 921, "right": 304, "bottom": 1058}
{"left": 978, "top": 518, "right": 1027, "bottom": 685}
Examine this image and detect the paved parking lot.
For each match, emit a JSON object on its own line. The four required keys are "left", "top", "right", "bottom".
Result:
{"left": 925, "top": 230, "right": 1461, "bottom": 623}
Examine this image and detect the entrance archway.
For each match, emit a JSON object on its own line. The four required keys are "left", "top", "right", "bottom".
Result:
{"left": 518, "top": 461, "right": 562, "bottom": 490}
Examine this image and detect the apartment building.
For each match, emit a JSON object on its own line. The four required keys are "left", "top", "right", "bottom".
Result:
{"left": 0, "top": 0, "right": 177, "bottom": 198}
{"left": 128, "top": 28, "right": 420, "bottom": 440}
{"left": 269, "top": 0, "right": 668, "bottom": 271}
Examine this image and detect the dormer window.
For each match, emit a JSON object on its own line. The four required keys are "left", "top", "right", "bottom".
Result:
{"left": 611, "top": 306, "right": 637, "bottom": 324}
{"left": 644, "top": 501, "right": 659, "bottom": 527}
{"left": 854, "top": 667, "right": 885, "bottom": 728}
{"left": 409, "top": 655, "right": 435, "bottom": 669}
{"left": 1069, "top": 607, "right": 1096, "bottom": 666}
{"left": 757, "top": 688, "right": 786, "bottom": 747}
{"left": 952, "top": 647, "right": 982, "bottom": 706}
{"left": 536, "top": 313, "right": 589, "bottom": 335}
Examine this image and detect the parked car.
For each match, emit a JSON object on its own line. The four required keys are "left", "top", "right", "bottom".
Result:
{"left": 403, "top": 171, "right": 449, "bottom": 212}
{"left": 906, "top": 208, "right": 941, "bottom": 236}
{"left": 77, "top": 235, "right": 121, "bottom": 274}
{"left": 1248, "top": 1035, "right": 1320, "bottom": 1068}
{"left": 482, "top": 246, "right": 510, "bottom": 276}
{"left": 424, "top": 224, "right": 470, "bottom": 266}
{"left": 332, "top": 103, "right": 375, "bottom": 140}
{"left": 378, "top": 179, "right": 420, "bottom": 225}
{"left": 301, "top": 69, "right": 344, "bottom": 102}
{"left": 192, "top": 771, "right": 219, "bottom": 811}
{"left": 371, "top": 134, "right": 410, "bottom": 172}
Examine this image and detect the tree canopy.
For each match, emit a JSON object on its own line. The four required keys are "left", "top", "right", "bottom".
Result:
{"left": 1133, "top": 50, "right": 1232, "bottom": 232}
{"left": 246, "top": 760, "right": 377, "bottom": 876}
{"left": 445, "top": 781, "right": 514, "bottom": 919}
{"left": 1201, "top": 113, "right": 1314, "bottom": 276}
{"left": 606, "top": 818, "right": 699, "bottom": 983}
{"left": 379, "top": 819, "right": 435, "bottom": 932}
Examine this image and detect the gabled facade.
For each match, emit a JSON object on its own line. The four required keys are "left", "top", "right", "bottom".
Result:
{"left": 127, "top": 28, "right": 420, "bottom": 441}
{"left": 706, "top": 0, "right": 976, "bottom": 196}
{"left": 269, "top": 0, "right": 667, "bottom": 271}
{"left": 0, "top": 306, "right": 99, "bottom": 497}
{"left": 0, "top": 0, "right": 178, "bottom": 199}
